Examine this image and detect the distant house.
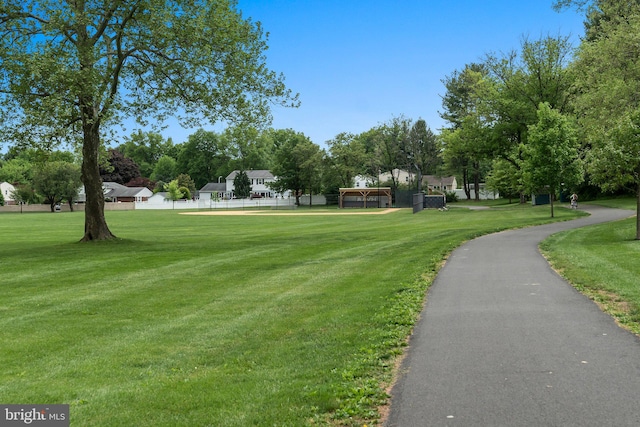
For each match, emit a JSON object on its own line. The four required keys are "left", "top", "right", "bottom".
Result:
{"left": 423, "top": 175, "right": 457, "bottom": 193}
{"left": 200, "top": 170, "right": 290, "bottom": 200}
{"left": 0, "top": 181, "right": 16, "bottom": 205}
{"left": 102, "top": 182, "right": 153, "bottom": 202}
{"left": 199, "top": 182, "right": 227, "bottom": 201}
{"left": 226, "top": 170, "right": 277, "bottom": 198}
{"left": 354, "top": 169, "right": 414, "bottom": 188}
{"left": 146, "top": 192, "right": 169, "bottom": 204}
{"left": 380, "top": 169, "right": 413, "bottom": 186}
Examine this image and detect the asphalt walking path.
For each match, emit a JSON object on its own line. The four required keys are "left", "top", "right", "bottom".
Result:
{"left": 386, "top": 205, "right": 640, "bottom": 427}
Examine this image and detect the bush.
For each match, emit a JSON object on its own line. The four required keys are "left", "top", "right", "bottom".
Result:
{"left": 179, "top": 187, "right": 191, "bottom": 200}
{"left": 445, "top": 191, "right": 458, "bottom": 203}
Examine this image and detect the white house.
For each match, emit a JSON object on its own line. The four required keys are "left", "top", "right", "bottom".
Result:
{"left": 200, "top": 170, "right": 291, "bottom": 201}
{"left": 1, "top": 181, "right": 16, "bottom": 205}
{"left": 227, "top": 170, "right": 276, "bottom": 198}
{"left": 423, "top": 175, "right": 458, "bottom": 192}
{"left": 198, "top": 182, "right": 227, "bottom": 201}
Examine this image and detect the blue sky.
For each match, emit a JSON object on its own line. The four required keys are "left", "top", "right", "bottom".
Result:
{"left": 201, "top": 0, "right": 586, "bottom": 148}
{"left": 1, "top": 1, "right": 587, "bottom": 155}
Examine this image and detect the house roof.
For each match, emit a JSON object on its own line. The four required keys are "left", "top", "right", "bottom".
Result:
{"left": 423, "top": 175, "right": 456, "bottom": 186}
{"left": 102, "top": 182, "right": 152, "bottom": 198}
{"left": 200, "top": 182, "right": 227, "bottom": 192}
{"left": 226, "top": 170, "right": 274, "bottom": 180}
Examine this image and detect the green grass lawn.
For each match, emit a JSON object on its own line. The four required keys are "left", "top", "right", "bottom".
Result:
{"left": 541, "top": 199, "right": 640, "bottom": 336}
{"left": 0, "top": 206, "right": 582, "bottom": 426}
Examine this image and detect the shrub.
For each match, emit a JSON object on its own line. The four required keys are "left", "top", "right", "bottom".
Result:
{"left": 445, "top": 191, "right": 458, "bottom": 203}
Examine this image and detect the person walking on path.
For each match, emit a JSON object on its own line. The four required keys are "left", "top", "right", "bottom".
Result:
{"left": 570, "top": 192, "right": 578, "bottom": 209}
{"left": 386, "top": 205, "right": 639, "bottom": 427}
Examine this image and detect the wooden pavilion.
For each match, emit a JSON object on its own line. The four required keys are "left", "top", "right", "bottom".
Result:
{"left": 338, "top": 187, "right": 392, "bottom": 208}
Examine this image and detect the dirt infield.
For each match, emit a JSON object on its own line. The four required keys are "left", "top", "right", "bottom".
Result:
{"left": 181, "top": 208, "right": 399, "bottom": 216}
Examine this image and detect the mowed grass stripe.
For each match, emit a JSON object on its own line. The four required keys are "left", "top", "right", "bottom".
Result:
{"left": 541, "top": 214, "right": 640, "bottom": 334}
{"left": 1, "top": 207, "right": 581, "bottom": 425}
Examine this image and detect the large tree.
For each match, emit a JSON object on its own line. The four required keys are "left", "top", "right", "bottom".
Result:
{"left": 268, "top": 129, "right": 320, "bottom": 206}
{"left": 176, "top": 129, "right": 233, "bottom": 189}
{"left": 523, "top": 103, "right": 583, "bottom": 217}
{"left": 554, "top": 0, "right": 640, "bottom": 41}
{"left": 440, "top": 64, "right": 492, "bottom": 199}
{"left": 99, "top": 149, "right": 141, "bottom": 185}
{"left": 32, "top": 160, "right": 82, "bottom": 212}
{"left": 119, "top": 131, "right": 175, "bottom": 179}
{"left": 408, "top": 119, "right": 440, "bottom": 178}
{"left": 324, "top": 132, "right": 367, "bottom": 190}
{"left": 565, "top": 1, "right": 640, "bottom": 238}
{"left": 484, "top": 36, "right": 575, "bottom": 163}
{"left": 0, "top": 0, "right": 297, "bottom": 241}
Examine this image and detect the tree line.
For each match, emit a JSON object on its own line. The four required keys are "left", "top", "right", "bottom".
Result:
{"left": 439, "top": 0, "right": 640, "bottom": 238}
{"left": 0, "top": 115, "right": 441, "bottom": 207}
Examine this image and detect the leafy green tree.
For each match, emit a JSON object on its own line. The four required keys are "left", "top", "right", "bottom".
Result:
{"left": 324, "top": 132, "right": 367, "bottom": 190}
{"left": 295, "top": 141, "right": 324, "bottom": 206}
{"left": 0, "top": 157, "right": 33, "bottom": 185}
{"left": 233, "top": 170, "right": 252, "bottom": 199}
{"left": 440, "top": 63, "right": 488, "bottom": 127}
{"left": 0, "top": 189, "right": 4, "bottom": 206}
{"left": 523, "top": 103, "right": 584, "bottom": 217}
{"left": 486, "top": 159, "right": 521, "bottom": 203}
{"left": 440, "top": 64, "right": 494, "bottom": 199}
{"left": 120, "top": 131, "right": 174, "bottom": 179}
{"left": 587, "top": 110, "right": 640, "bottom": 238}
{"left": 569, "top": 4, "right": 640, "bottom": 238}
{"left": 483, "top": 37, "right": 575, "bottom": 197}
{"left": 554, "top": 0, "right": 640, "bottom": 41}
{"left": 441, "top": 115, "right": 490, "bottom": 200}
{"left": 175, "top": 173, "right": 196, "bottom": 198}
{"left": 151, "top": 155, "right": 177, "bottom": 183}
{"left": 62, "top": 163, "right": 83, "bottom": 211}
{"left": 224, "top": 125, "right": 274, "bottom": 172}
{"left": 0, "top": 0, "right": 297, "bottom": 241}
{"left": 164, "top": 179, "right": 184, "bottom": 209}
{"left": 268, "top": 130, "right": 323, "bottom": 205}
{"left": 10, "top": 184, "right": 39, "bottom": 211}
{"left": 176, "top": 129, "right": 233, "bottom": 189}
{"left": 32, "top": 161, "right": 83, "bottom": 212}
{"left": 377, "top": 118, "right": 410, "bottom": 191}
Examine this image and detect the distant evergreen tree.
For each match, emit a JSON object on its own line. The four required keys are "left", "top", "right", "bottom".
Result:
{"left": 233, "top": 170, "right": 252, "bottom": 199}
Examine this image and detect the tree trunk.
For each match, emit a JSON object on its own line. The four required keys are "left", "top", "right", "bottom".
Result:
{"left": 80, "top": 125, "right": 116, "bottom": 242}
{"left": 473, "top": 162, "right": 480, "bottom": 201}
{"left": 462, "top": 168, "right": 471, "bottom": 200}
{"left": 550, "top": 192, "right": 555, "bottom": 218}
